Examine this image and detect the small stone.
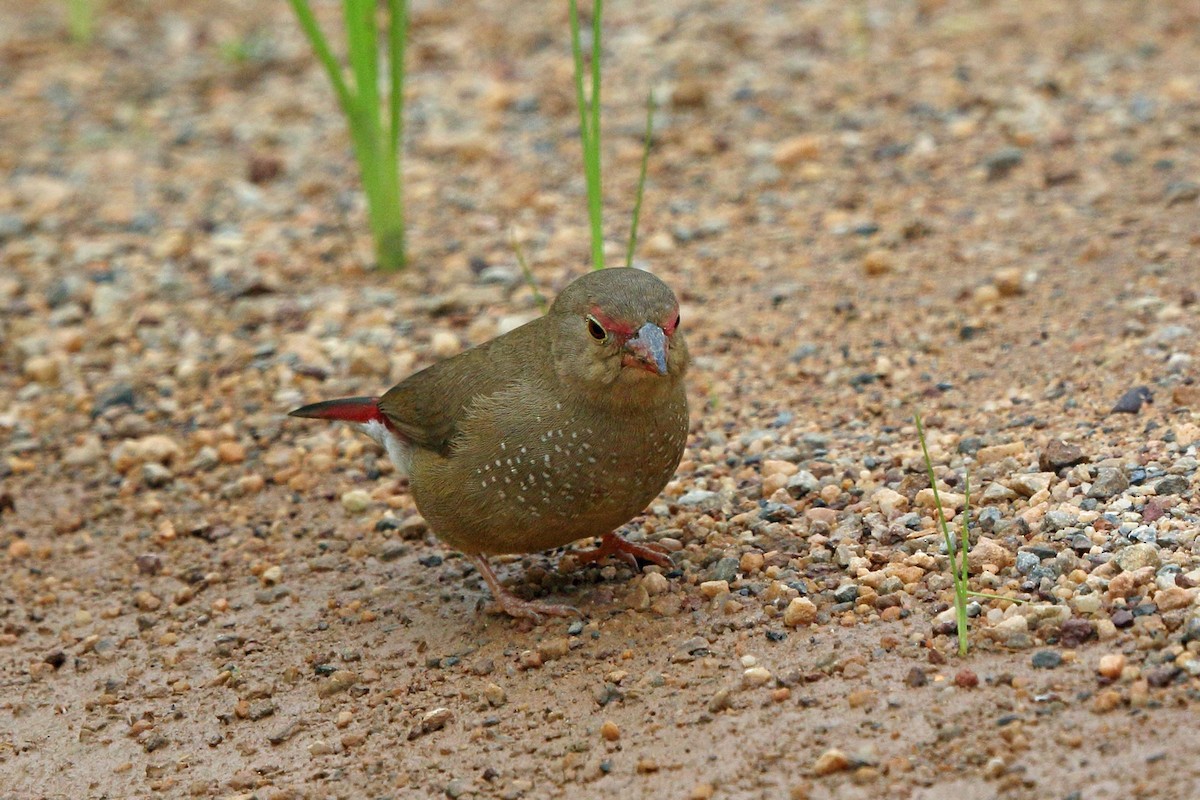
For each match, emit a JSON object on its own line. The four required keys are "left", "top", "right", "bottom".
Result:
{"left": 1009, "top": 472, "right": 1054, "bottom": 497}
{"left": 430, "top": 331, "right": 460, "bottom": 358}
{"left": 1154, "top": 586, "right": 1195, "bottom": 611}
{"left": 783, "top": 597, "right": 817, "bottom": 627}
{"left": 537, "top": 638, "right": 570, "bottom": 661}
{"left": 977, "top": 441, "right": 1025, "bottom": 464}
{"left": 135, "top": 554, "right": 163, "bottom": 576}
{"left": 141, "top": 462, "right": 173, "bottom": 488}
{"left": 677, "top": 490, "right": 721, "bottom": 511}
{"left": 774, "top": 135, "right": 822, "bottom": 167}
{"left": 1059, "top": 618, "right": 1095, "bottom": 647}
{"left": 811, "top": 748, "right": 851, "bottom": 776}
{"left": 1092, "top": 689, "right": 1122, "bottom": 713}
{"left": 954, "top": 669, "right": 979, "bottom": 688}
{"left": 873, "top": 487, "right": 908, "bottom": 519}
{"left": 984, "top": 147, "right": 1024, "bottom": 180}
{"left": 22, "top": 356, "right": 59, "bottom": 384}
{"left": 600, "top": 720, "right": 620, "bottom": 741}
{"left": 1031, "top": 650, "right": 1063, "bottom": 669}
{"left": 1097, "top": 653, "right": 1125, "bottom": 679}
{"left": 1111, "top": 386, "right": 1152, "bottom": 414}
{"left": 904, "top": 667, "right": 928, "bottom": 687}
{"left": 1154, "top": 475, "right": 1189, "bottom": 496}
{"left": 483, "top": 683, "right": 506, "bottom": 707}
{"left": 317, "top": 670, "right": 357, "bottom": 698}
{"left": 700, "top": 580, "right": 730, "bottom": 598}
{"left": 1113, "top": 542, "right": 1160, "bottom": 572}
{"left": 862, "top": 249, "right": 893, "bottom": 276}
{"left": 742, "top": 666, "right": 772, "bottom": 687}
{"left": 967, "top": 537, "right": 1013, "bottom": 570}
{"left": 408, "top": 707, "right": 453, "bottom": 739}
{"left": 135, "top": 591, "right": 161, "bottom": 611}
{"left": 217, "top": 442, "right": 246, "bottom": 464}
{"left": 1088, "top": 467, "right": 1130, "bottom": 500}
{"left": 260, "top": 565, "right": 283, "bottom": 586}
{"left": 1039, "top": 441, "right": 1085, "bottom": 472}
{"left": 341, "top": 490, "right": 372, "bottom": 513}
{"left": 642, "top": 571, "right": 670, "bottom": 595}
{"left": 992, "top": 267, "right": 1025, "bottom": 297}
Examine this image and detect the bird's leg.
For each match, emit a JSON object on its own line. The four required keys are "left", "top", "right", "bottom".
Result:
{"left": 470, "top": 554, "right": 580, "bottom": 622}
{"left": 573, "top": 532, "right": 673, "bottom": 571}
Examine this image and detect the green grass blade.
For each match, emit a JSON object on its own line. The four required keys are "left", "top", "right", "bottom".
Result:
{"left": 915, "top": 412, "right": 969, "bottom": 656}
{"left": 959, "top": 469, "right": 972, "bottom": 585}
{"left": 345, "top": 0, "right": 379, "bottom": 118}
{"left": 511, "top": 230, "right": 548, "bottom": 313}
{"left": 288, "top": 0, "right": 356, "bottom": 114}
{"left": 387, "top": 0, "right": 408, "bottom": 159}
{"left": 67, "top": 0, "right": 93, "bottom": 44}
{"left": 569, "top": 0, "right": 604, "bottom": 270}
{"left": 624, "top": 91, "right": 655, "bottom": 269}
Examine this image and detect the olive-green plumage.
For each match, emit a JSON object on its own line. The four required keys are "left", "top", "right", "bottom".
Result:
{"left": 291, "top": 267, "right": 689, "bottom": 619}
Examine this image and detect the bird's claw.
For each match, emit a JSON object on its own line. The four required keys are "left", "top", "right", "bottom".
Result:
{"left": 574, "top": 532, "right": 673, "bottom": 571}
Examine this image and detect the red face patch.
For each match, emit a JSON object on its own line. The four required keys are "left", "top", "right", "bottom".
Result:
{"left": 587, "top": 305, "right": 680, "bottom": 339}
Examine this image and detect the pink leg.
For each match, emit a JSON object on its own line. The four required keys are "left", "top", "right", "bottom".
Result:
{"left": 573, "top": 532, "right": 672, "bottom": 571}
{"left": 471, "top": 555, "right": 580, "bottom": 622}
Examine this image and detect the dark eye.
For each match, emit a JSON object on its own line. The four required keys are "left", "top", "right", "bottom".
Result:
{"left": 586, "top": 315, "right": 607, "bottom": 341}
{"left": 673, "top": 312, "right": 681, "bottom": 330}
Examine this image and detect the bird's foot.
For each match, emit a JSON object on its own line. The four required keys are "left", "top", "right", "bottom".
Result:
{"left": 574, "top": 532, "right": 673, "bottom": 571}
{"left": 471, "top": 554, "right": 580, "bottom": 623}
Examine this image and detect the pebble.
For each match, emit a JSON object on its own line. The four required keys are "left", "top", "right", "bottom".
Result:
{"left": 217, "top": 441, "right": 246, "bottom": 464}
{"left": 341, "top": 490, "right": 372, "bottom": 513}
{"left": 811, "top": 748, "right": 851, "bottom": 776}
{"left": 1039, "top": 440, "right": 1085, "bottom": 472}
{"left": 1031, "top": 650, "right": 1063, "bottom": 669}
{"left": 1098, "top": 653, "right": 1125, "bottom": 679}
{"left": 967, "top": 537, "right": 1013, "bottom": 570}
{"left": 600, "top": 720, "right": 620, "bottom": 741}
{"left": 783, "top": 597, "right": 817, "bottom": 627}
{"left": 1113, "top": 543, "right": 1161, "bottom": 572}
{"left": 700, "top": 580, "right": 730, "bottom": 598}
{"left": 1111, "top": 386, "right": 1153, "bottom": 414}
{"left": 1089, "top": 467, "right": 1130, "bottom": 499}
{"left": 642, "top": 571, "right": 670, "bottom": 595}
{"left": 483, "top": 683, "right": 506, "bottom": 707}
{"left": 742, "top": 666, "right": 772, "bottom": 686}
{"left": 408, "top": 707, "right": 453, "bottom": 739}
{"left": 430, "top": 331, "right": 460, "bottom": 358}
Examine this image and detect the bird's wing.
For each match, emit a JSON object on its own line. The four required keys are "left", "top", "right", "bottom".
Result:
{"left": 378, "top": 318, "right": 545, "bottom": 456}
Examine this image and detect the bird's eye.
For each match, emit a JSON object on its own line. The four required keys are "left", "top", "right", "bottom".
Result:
{"left": 586, "top": 315, "right": 607, "bottom": 341}
{"left": 673, "top": 312, "right": 681, "bottom": 331}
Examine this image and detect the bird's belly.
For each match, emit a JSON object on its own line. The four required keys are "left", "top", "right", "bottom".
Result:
{"left": 410, "top": 403, "right": 688, "bottom": 555}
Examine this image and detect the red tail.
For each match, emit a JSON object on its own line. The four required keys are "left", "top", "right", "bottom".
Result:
{"left": 289, "top": 396, "right": 383, "bottom": 424}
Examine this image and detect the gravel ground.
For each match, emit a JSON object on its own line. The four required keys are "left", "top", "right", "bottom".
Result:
{"left": 3, "top": 1, "right": 1200, "bottom": 798}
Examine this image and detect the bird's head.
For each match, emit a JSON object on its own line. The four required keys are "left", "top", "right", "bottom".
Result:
{"left": 549, "top": 268, "right": 688, "bottom": 402}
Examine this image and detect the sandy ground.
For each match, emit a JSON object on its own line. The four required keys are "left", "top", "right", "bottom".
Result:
{"left": 2, "top": 0, "right": 1200, "bottom": 798}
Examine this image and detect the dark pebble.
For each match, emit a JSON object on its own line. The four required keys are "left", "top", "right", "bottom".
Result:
{"left": 1110, "top": 609, "right": 1135, "bottom": 628}
{"left": 1031, "top": 650, "right": 1063, "bottom": 669}
{"left": 1145, "top": 666, "right": 1180, "bottom": 688}
{"left": 1039, "top": 440, "right": 1085, "bottom": 472}
{"left": 1058, "top": 618, "right": 1095, "bottom": 648}
{"left": 1111, "top": 386, "right": 1153, "bottom": 414}
{"left": 904, "top": 667, "right": 928, "bottom": 687}
{"left": 1154, "top": 475, "right": 1189, "bottom": 496}
{"left": 984, "top": 147, "right": 1024, "bottom": 180}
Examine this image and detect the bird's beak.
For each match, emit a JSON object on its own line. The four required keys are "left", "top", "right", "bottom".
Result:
{"left": 623, "top": 322, "right": 669, "bottom": 376}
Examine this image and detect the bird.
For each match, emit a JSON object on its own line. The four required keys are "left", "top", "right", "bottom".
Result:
{"left": 289, "top": 267, "right": 689, "bottom": 621}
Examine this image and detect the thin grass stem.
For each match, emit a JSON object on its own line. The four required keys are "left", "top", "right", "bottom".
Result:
{"left": 624, "top": 91, "right": 656, "bottom": 269}
{"left": 569, "top": 0, "right": 605, "bottom": 270}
